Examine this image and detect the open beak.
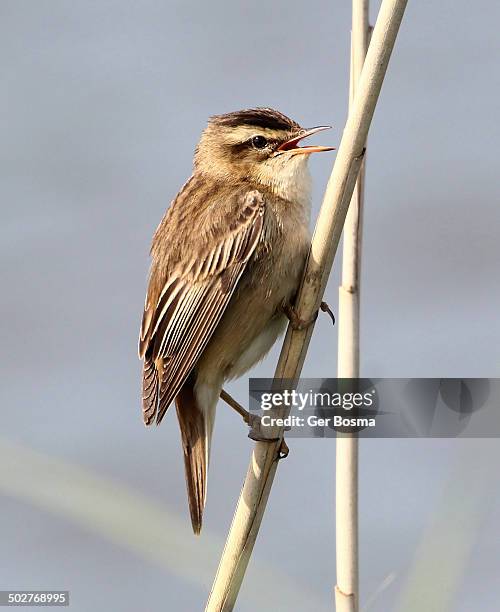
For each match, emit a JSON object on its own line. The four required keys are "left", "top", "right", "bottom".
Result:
{"left": 276, "top": 125, "right": 335, "bottom": 155}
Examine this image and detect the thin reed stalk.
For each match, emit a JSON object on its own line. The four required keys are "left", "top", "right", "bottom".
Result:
{"left": 205, "top": 2, "right": 408, "bottom": 609}
{"left": 335, "top": 2, "right": 370, "bottom": 611}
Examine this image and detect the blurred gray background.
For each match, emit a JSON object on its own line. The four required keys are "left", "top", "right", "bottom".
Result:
{"left": 2, "top": 1, "right": 499, "bottom": 610}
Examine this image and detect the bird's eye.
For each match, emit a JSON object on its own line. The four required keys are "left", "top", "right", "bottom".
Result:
{"left": 251, "top": 135, "right": 268, "bottom": 149}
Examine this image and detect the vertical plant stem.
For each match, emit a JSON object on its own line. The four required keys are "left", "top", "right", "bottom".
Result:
{"left": 335, "top": 2, "right": 370, "bottom": 612}
{"left": 205, "top": 2, "right": 408, "bottom": 609}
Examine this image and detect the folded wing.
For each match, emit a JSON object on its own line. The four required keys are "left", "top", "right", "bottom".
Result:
{"left": 139, "top": 188, "right": 264, "bottom": 425}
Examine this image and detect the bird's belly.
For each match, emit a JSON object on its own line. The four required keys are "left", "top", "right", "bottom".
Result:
{"left": 226, "top": 313, "right": 287, "bottom": 379}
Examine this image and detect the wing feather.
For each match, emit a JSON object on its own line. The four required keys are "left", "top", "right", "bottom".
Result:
{"left": 158, "top": 269, "right": 240, "bottom": 400}
{"left": 140, "top": 188, "right": 264, "bottom": 425}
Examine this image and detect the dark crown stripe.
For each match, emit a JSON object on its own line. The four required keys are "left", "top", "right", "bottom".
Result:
{"left": 210, "top": 107, "right": 299, "bottom": 131}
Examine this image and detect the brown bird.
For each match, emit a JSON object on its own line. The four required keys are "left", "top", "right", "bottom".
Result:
{"left": 139, "top": 108, "right": 333, "bottom": 533}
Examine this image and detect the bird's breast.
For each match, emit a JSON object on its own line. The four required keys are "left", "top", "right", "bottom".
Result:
{"left": 247, "top": 193, "right": 311, "bottom": 304}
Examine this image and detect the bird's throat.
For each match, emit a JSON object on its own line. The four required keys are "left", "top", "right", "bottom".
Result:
{"left": 257, "top": 156, "right": 312, "bottom": 211}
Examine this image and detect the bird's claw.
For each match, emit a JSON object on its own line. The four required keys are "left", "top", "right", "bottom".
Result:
{"left": 248, "top": 431, "right": 289, "bottom": 460}
{"left": 278, "top": 439, "right": 289, "bottom": 459}
{"left": 282, "top": 301, "right": 335, "bottom": 330}
{"left": 320, "top": 301, "right": 336, "bottom": 326}
{"left": 282, "top": 302, "right": 318, "bottom": 331}
{"left": 219, "top": 390, "right": 289, "bottom": 460}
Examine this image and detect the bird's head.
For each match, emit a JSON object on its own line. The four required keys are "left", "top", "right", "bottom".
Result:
{"left": 194, "top": 108, "right": 334, "bottom": 198}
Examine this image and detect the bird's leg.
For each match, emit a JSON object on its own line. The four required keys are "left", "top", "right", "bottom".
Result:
{"left": 220, "top": 389, "right": 251, "bottom": 425}
{"left": 219, "top": 389, "right": 289, "bottom": 460}
{"left": 282, "top": 300, "right": 335, "bottom": 331}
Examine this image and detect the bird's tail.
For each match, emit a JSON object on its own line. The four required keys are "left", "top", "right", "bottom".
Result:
{"left": 175, "top": 379, "right": 216, "bottom": 534}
